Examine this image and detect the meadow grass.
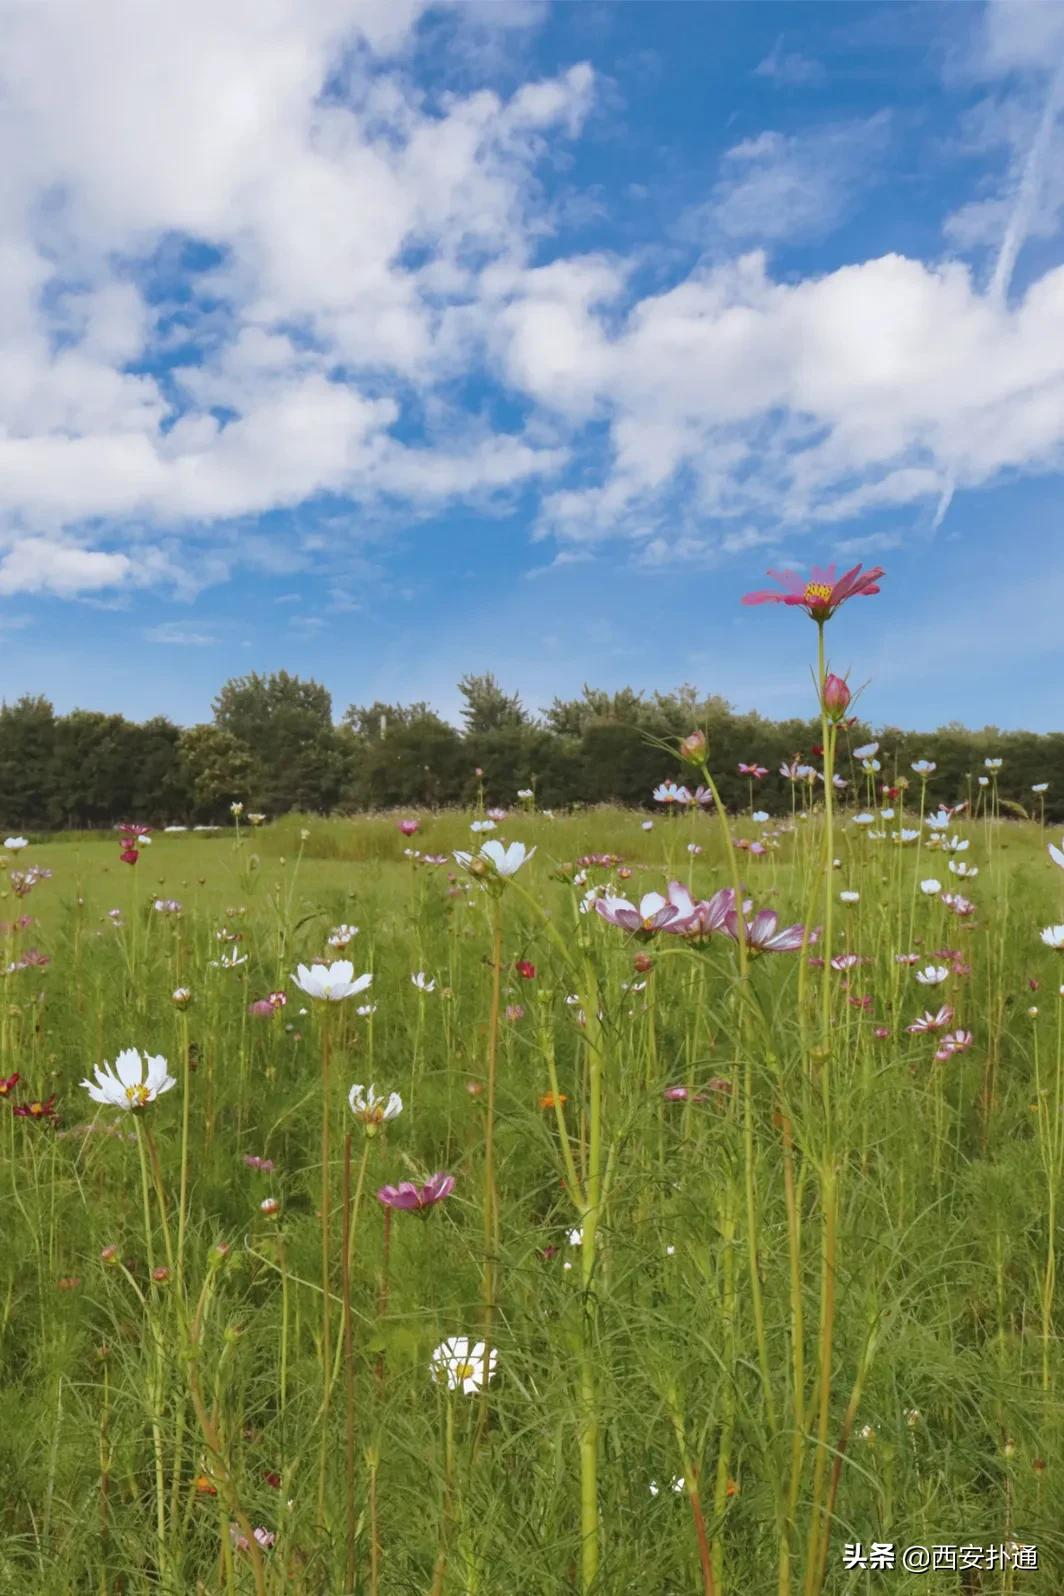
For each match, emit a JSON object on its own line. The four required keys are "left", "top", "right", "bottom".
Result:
{"left": 0, "top": 801, "right": 1061, "bottom": 1594}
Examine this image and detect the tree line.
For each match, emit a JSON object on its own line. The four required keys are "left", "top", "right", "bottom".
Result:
{"left": 0, "top": 670, "right": 1060, "bottom": 829}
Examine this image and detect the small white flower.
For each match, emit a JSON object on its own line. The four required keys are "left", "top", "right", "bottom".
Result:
{"left": 839, "top": 891, "right": 860, "bottom": 904}
{"left": 853, "top": 813, "right": 874, "bottom": 826}
{"left": 327, "top": 924, "right": 359, "bottom": 950}
{"left": 984, "top": 757, "right": 1002, "bottom": 771}
{"left": 430, "top": 1336, "right": 497, "bottom": 1395}
{"left": 1048, "top": 837, "right": 1064, "bottom": 870}
{"left": 859, "top": 1424, "right": 876, "bottom": 1443}
{"left": 881, "top": 807, "right": 895, "bottom": 821}
{"left": 862, "top": 758, "right": 881, "bottom": 773}
{"left": 915, "top": 965, "right": 949, "bottom": 986}
{"left": 517, "top": 788, "right": 534, "bottom": 799}
{"left": 978, "top": 776, "right": 989, "bottom": 787}
{"left": 948, "top": 859, "right": 977, "bottom": 878}
{"left": 919, "top": 879, "right": 941, "bottom": 896}
{"left": 941, "top": 836, "right": 969, "bottom": 854}
{"left": 648, "top": 1477, "right": 685, "bottom": 1497}
{"left": 3, "top": 837, "right": 28, "bottom": 850}
{"left": 356, "top": 1003, "right": 377, "bottom": 1017}
{"left": 229, "top": 801, "right": 244, "bottom": 816}
{"left": 81, "top": 1048, "right": 176, "bottom": 1112}
{"left": 411, "top": 971, "right": 437, "bottom": 992}
{"left": 752, "top": 810, "right": 769, "bottom": 823}
{"left": 291, "top": 960, "right": 373, "bottom": 1002}
{"left": 454, "top": 840, "right": 536, "bottom": 879}
{"left": 686, "top": 843, "right": 702, "bottom": 856}
{"left": 641, "top": 820, "right": 653, "bottom": 831}
{"left": 209, "top": 951, "right": 248, "bottom": 970}
{"left": 926, "top": 810, "right": 950, "bottom": 831}
{"left": 895, "top": 829, "right": 920, "bottom": 844}
{"left": 854, "top": 742, "right": 879, "bottom": 760}
{"left": 348, "top": 1083, "right": 402, "bottom": 1127}
{"left": 568, "top": 1227, "right": 583, "bottom": 1246}
{"left": 1032, "top": 783, "right": 1049, "bottom": 794}
{"left": 470, "top": 819, "right": 496, "bottom": 834}
{"left": 1040, "top": 926, "right": 1064, "bottom": 950}
{"left": 911, "top": 761, "right": 935, "bottom": 777}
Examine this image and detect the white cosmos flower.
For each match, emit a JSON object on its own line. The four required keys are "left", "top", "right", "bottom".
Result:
{"left": 941, "top": 836, "right": 969, "bottom": 853}
{"left": 470, "top": 819, "right": 496, "bottom": 833}
{"left": 915, "top": 965, "right": 950, "bottom": 986}
{"left": 926, "top": 810, "right": 950, "bottom": 831}
{"left": 430, "top": 1337, "right": 497, "bottom": 1395}
{"left": 209, "top": 951, "right": 248, "bottom": 969}
{"left": 291, "top": 960, "right": 373, "bottom": 1002}
{"left": 517, "top": 788, "right": 534, "bottom": 799}
{"left": 641, "top": 820, "right": 653, "bottom": 831}
{"left": 911, "top": 761, "right": 936, "bottom": 777}
{"left": 3, "top": 837, "right": 27, "bottom": 850}
{"left": 327, "top": 924, "right": 359, "bottom": 949}
{"left": 411, "top": 971, "right": 437, "bottom": 992}
{"left": 81, "top": 1048, "right": 176, "bottom": 1111}
{"left": 1048, "top": 837, "right": 1064, "bottom": 870}
{"left": 839, "top": 891, "right": 859, "bottom": 904}
{"left": 984, "top": 758, "right": 1002, "bottom": 771}
{"left": 356, "top": 1003, "right": 377, "bottom": 1017}
{"left": 919, "top": 879, "right": 942, "bottom": 895}
{"left": 853, "top": 812, "right": 874, "bottom": 826}
{"left": 348, "top": 1083, "right": 402, "bottom": 1127}
{"left": 752, "top": 810, "right": 769, "bottom": 823}
{"left": 229, "top": 801, "right": 244, "bottom": 816}
{"left": 949, "top": 859, "right": 978, "bottom": 878}
{"left": 881, "top": 807, "right": 895, "bottom": 821}
{"left": 455, "top": 840, "right": 536, "bottom": 878}
{"left": 895, "top": 829, "right": 920, "bottom": 843}
{"left": 1040, "top": 926, "right": 1064, "bottom": 950}
{"left": 978, "top": 776, "right": 989, "bottom": 786}
{"left": 854, "top": 742, "right": 879, "bottom": 760}
{"left": 862, "top": 758, "right": 881, "bottom": 773}
{"left": 1032, "top": 783, "right": 1049, "bottom": 794}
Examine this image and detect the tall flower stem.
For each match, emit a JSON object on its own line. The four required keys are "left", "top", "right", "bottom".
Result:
{"left": 317, "top": 1008, "right": 334, "bottom": 1530}
{"left": 135, "top": 1120, "right": 170, "bottom": 1583}
{"left": 176, "top": 1007, "right": 192, "bottom": 1287}
{"left": 477, "top": 893, "right": 504, "bottom": 1441}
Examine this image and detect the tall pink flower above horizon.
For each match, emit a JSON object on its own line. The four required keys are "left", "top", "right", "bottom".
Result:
{"left": 742, "top": 562, "right": 884, "bottom": 622}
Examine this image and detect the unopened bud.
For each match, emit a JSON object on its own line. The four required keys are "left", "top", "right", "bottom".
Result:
{"left": 679, "top": 730, "right": 707, "bottom": 763}
{"left": 822, "top": 673, "right": 851, "bottom": 721}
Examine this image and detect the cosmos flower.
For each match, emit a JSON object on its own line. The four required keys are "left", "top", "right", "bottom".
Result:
{"left": 1040, "top": 926, "right": 1064, "bottom": 950}
{"left": 3, "top": 837, "right": 27, "bottom": 850}
{"left": 839, "top": 891, "right": 860, "bottom": 904}
{"left": 453, "top": 840, "right": 536, "bottom": 878}
{"left": 13, "top": 1093, "right": 58, "bottom": 1123}
{"left": 469, "top": 819, "right": 496, "bottom": 834}
{"left": 914, "top": 965, "right": 950, "bottom": 986}
{"left": 348, "top": 1083, "right": 402, "bottom": 1131}
{"left": 377, "top": 1173, "right": 455, "bottom": 1211}
{"left": 919, "top": 880, "right": 942, "bottom": 896}
{"left": 907, "top": 1006, "right": 954, "bottom": 1034}
{"left": 854, "top": 742, "right": 879, "bottom": 760}
{"left": 398, "top": 819, "right": 419, "bottom": 836}
{"left": 722, "top": 908, "right": 816, "bottom": 954}
{"left": 1049, "top": 837, "right": 1064, "bottom": 870}
{"left": 1032, "top": 783, "right": 1049, "bottom": 794}
{"left": 327, "top": 924, "right": 359, "bottom": 950}
{"left": 738, "top": 763, "right": 768, "bottom": 778}
{"left": 934, "top": 1029, "right": 974, "bottom": 1060}
{"left": 291, "top": 961, "right": 372, "bottom": 1002}
{"left": 911, "top": 761, "right": 936, "bottom": 777}
{"left": 411, "top": 971, "right": 437, "bottom": 992}
{"left": 0, "top": 1072, "right": 19, "bottom": 1097}
{"left": 81, "top": 1048, "right": 176, "bottom": 1112}
{"left": 430, "top": 1337, "right": 497, "bottom": 1394}
{"left": 596, "top": 891, "right": 679, "bottom": 934}
{"left": 741, "top": 562, "right": 884, "bottom": 622}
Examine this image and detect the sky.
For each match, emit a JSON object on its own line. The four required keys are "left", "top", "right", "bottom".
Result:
{"left": 2, "top": 0, "right": 1064, "bottom": 733}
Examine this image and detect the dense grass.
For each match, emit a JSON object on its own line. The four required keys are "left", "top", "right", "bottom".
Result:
{"left": 1, "top": 801, "right": 1062, "bottom": 1594}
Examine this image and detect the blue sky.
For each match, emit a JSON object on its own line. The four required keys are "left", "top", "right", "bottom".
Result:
{"left": 2, "top": 0, "right": 1063, "bottom": 731}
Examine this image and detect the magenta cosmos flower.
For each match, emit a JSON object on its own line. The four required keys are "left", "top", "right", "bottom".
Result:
{"left": 377, "top": 1172, "right": 455, "bottom": 1211}
{"left": 738, "top": 763, "right": 768, "bottom": 778}
{"left": 722, "top": 907, "right": 818, "bottom": 954}
{"left": 742, "top": 562, "right": 884, "bottom": 623}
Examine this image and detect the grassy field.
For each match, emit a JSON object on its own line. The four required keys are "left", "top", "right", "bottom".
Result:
{"left": 1, "top": 798, "right": 1062, "bottom": 1593}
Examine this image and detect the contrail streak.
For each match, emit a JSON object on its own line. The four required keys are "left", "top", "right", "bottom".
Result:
{"left": 930, "top": 55, "right": 1064, "bottom": 532}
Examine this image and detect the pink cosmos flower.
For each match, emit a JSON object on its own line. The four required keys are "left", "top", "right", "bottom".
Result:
{"left": 873, "top": 1027, "right": 891, "bottom": 1040}
{"left": 934, "top": 1029, "right": 974, "bottom": 1061}
{"left": 376, "top": 1173, "right": 455, "bottom": 1211}
{"left": 906, "top": 1005, "right": 954, "bottom": 1034}
{"left": 722, "top": 908, "right": 818, "bottom": 954}
{"left": 738, "top": 763, "right": 768, "bottom": 778}
{"left": 742, "top": 562, "right": 885, "bottom": 623}
{"left": 664, "top": 1085, "right": 711, "bottom": 1103}
{"left": 398, "top": 819, "right": 419, "bottom": 836}
{"left": 831, "top": 953, "right": 864, "bottom": 970}
{"left": 595, "top": 891, "right": 680, "bottom": 935}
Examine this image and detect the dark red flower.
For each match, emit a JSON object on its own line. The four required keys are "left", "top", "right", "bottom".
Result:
{"left": 0, "top": 1072, "right": 19, "bottom": 1097}
{"left": 515, "top": 960, "right": 536, "bottom": 979}
{"left": 14, "top": 1093, "right": 58, "bottom": 1123}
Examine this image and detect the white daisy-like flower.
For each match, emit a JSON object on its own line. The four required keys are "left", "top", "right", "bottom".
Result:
{"left": 881, "top": 807, "right": 895, "bottom": 821}
{"left": 454, "top": 840, "right": 536, "bottom": 878}
{"left": 984, "top": 758, "right": 1002, "bottom": 771}
{"left": 3, "top": 837, "right": 28, "bottom": 850}
{"left": 356, "top": 1003, "right": 377, "bottom": 1017}
{"left": 854, "top": 742, "right": 879, "bottom": 760}
{"left": 1032, "top": 783, "right": 1049, "bottom": 794}
{"left": 752, "top": 810, "right": 769, "bottom": 823}
{"left": 941, "top": 836, "right": 969, "bottom": 854}
{"left": 948, "top": 859, "right": 978, "bottom": 878}
{"left": 914, "top": 965, "right": 950, "bottom": 986}
{"left": 411, "top": 971, "right": 437, "bottom": 992}
{"left": 862, "top": 758, "right": 881, "bottom": 773}
{"left": 327, "top": 924, "right": 359, "bottom": 950}
{"left": 978, "top": 776, "right": 989, "bottom": 787}
{"left": 1048, "top": 837, "right": 1064, "bottom": 870}
{"left": 641, "top": 820, "right": 653, "bottom": 831}
{"left": 919, "top": 879, "right": 942, "bottom": 896}
{"left": 517, "top": 788, "right": 534, "bottom": 799}
{"left": 291, "top": 960, "right": 372, "bottom": 1002}
{"left": 925, "top": 810, "right": 950, "bottom": 832}
{"left": 911, "top": 761, "right": 936, "bottom": 777}
{"left": 348, "top": 1083, "right": 402, "bottom": 1128}
{"left": 894, "top": 829, "right": 920, "bottom": 844}
{"left": 430, "top": 1336, "right": 497, "bottom": 1395}
{"left": 1040, "top": 926, "right": 1064, "bottom": 950}
{"left": 470, "top": 819, "right": 496, "bottom": 834}
{"left": 839, "top": 891, "right": 860, "bottom": 904}
{"left": 853, "top": 813, "right": 874, "bottom": 826}
{"left": 229, "top": 801, "right": 244, "bottom": 816}
{"left": 81, "top": 1048, "right": 176, "bottom": 1112}
{"left": 209, "top": 951, "right": 248, "bottom": 970}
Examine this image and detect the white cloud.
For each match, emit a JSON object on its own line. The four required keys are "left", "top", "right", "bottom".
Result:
{"left": 144, "top": 623, "right": 216, "bottom": 646}
{"left": 700, "top": 114, "right": 891, "bottom": 244}
{"left": 754, "top": 39, "right": 827, "bottom": 88}
{"left": 0, "top": 539, "right": 138, "bottom": 597}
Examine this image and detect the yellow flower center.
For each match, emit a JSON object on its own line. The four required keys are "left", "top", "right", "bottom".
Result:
{"left": 453, "top": 1361, "right": 476, "bottom": 1381}
{"left": 803, "top": 581, "right": 833, "bottom": 605}
{"left": 124, "top": 1083, "right": 151, "bottom": 1107}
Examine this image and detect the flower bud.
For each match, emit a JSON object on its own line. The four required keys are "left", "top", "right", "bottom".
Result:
{"left": 821, "top": 673, "right": 851, "bottom": 721}
{"left": 679, "top": 730, "right": 707, "bottom": 763}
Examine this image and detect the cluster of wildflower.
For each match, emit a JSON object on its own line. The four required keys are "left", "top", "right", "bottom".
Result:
{"left": 116, "top": 822, "right": 151, "bottom": 867}
{"left": 9, "top": 865, "right": 54, "bottom": 898}
{"left": 596, "top": 880, "right": 816, "bottom": 954}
